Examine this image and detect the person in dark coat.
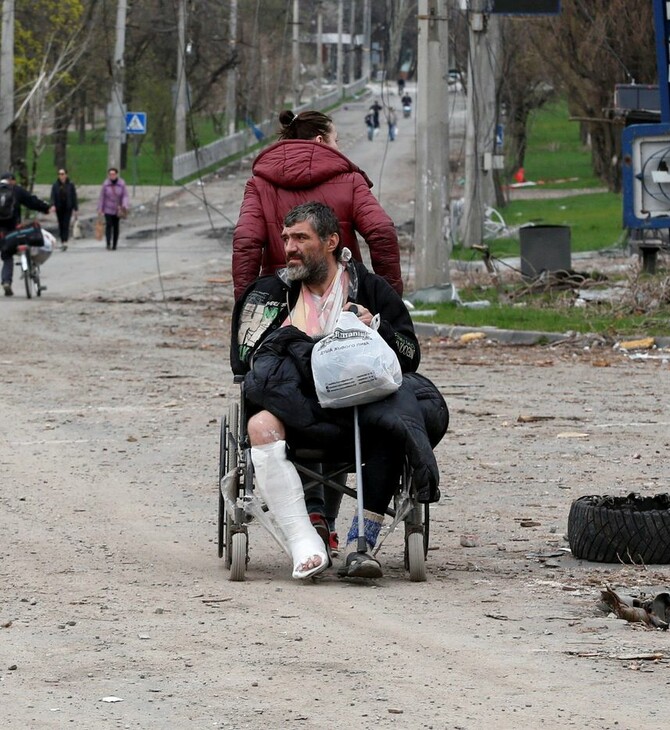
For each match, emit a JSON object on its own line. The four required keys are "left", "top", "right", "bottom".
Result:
{"left": 0, "top": 171, "right": 51, "bottom": 296}
{"left": 231, "top": 202, "right": 447, "bottom": 581}
{"left": 49, "top": 168, "right": 78, "bottom": 251}
{"left": 233, "top": 109, "right": 402, "bottom": 300}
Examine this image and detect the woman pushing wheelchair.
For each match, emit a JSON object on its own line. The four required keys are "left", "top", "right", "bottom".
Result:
{"left": 230, "top": 202, "right": 448, "bottom": 580}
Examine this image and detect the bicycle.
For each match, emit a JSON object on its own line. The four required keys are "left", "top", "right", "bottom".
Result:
{"left": 16, "top": 243, "right": 46, "bottom": 298}
{"left": 4, "top": 223, "right": 53, "bottom": 298}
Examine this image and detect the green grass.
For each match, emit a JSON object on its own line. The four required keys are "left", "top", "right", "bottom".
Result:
{"left": 28, "top": 116, "right": 236, "bottom": 186}
{"left": 412, "top": 298, "right": 670, "bottom": 338}
{"left": 431, "top": 98, "right": 665, "bottom": 337}
{"left": 452, "top": 191, "right": 625, "bottom": 261}
{"left": 520, "top": 99, "right": 601, "bottom": 188}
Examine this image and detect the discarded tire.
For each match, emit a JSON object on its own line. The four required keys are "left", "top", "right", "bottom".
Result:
{"left": 568, "top": 493, "right": 670, "bottom": 564}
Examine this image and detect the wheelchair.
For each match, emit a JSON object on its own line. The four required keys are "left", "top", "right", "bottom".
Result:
{"left": 217, "top": 378, "right": 431, "bottom": 582}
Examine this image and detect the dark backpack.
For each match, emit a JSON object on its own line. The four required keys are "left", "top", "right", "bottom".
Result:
{"left": 0, "top": 181, "right": 15, "bottom": 221}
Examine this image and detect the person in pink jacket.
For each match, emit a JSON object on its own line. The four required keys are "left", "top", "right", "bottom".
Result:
{"left": 97, "top": 167, "right": 129, "bottom": 250}
{"left": 232, "top": 109, "right": 402, "bottom": 301}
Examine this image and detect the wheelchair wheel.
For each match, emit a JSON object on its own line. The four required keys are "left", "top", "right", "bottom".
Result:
{"left": 402, "top": 464, "right": 429, "bottom": 582}
{"left": 218, "top": 404, "right": 241, "bottom": 564}
{"left": 406, "top": 531, "right": 426, "bottom": 582}
{"left": 229, "top": 532, "right": 247, "bottom": 581}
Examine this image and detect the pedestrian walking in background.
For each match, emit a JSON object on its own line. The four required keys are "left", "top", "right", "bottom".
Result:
{"left": 97, "top": 167, "right": 129, "bottom": 250}
{"left": 0, "top": 171, "right": 51, "bottom": 296}
{"left": 365, "top": 112, "right": 375, "bottom": 141}
{"left": 369, "top": 100, "right": 382, "bottom": 135}
{"left": 387, "top": 107, "right": 398, "bottom": 141}
{"left": 50, "top": 168, "right": 78, "bottom": 251}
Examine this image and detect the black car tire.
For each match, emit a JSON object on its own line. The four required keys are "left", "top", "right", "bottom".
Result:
{"left": 568, "top": 493, "right": 670, "bottom": 564}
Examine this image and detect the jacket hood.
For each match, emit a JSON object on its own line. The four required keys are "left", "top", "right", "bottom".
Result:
{"left": 252, "top": 139, "right": 373, "bottom": 190}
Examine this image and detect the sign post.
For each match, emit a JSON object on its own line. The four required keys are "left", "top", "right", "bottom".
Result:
{"left": 125, "top": 112, "right": 147, "bottom": 195}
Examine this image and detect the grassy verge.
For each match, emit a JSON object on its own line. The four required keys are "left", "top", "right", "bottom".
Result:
{"left": 428, "top": 98, "right": 670, "bottom": 337}
{"left": 411, "top": 297, "right": 670, "bottom": 338}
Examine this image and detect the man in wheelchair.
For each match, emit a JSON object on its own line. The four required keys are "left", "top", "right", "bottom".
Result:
{"left": 230, "top": 202, "right": 447, "bottom": 580}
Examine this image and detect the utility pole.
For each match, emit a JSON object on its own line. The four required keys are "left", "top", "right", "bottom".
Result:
{"left": 226, "top": 0, "right": 238, "bottom": 135}
{"left": 315, "top": 1, "right": 323, "bottom": 92}
{"left": 107, "top": 0, "right": 127, "bottom": 169}
{"left": 175, "top": 0, "right": 187, "bottom": 157}
{"left": 348, "top": 0, "right": 356, "bottom": 84}
{"left": 0, "top": 0, "right": 15, "bottom": 171}
{"left": 413, "top": 0, "right": 451, "bottom": 297}
{"left": 292, "top": 0, "right": 300, "bottom": 107}
{"left": 362, "top": 0, "right": 371, "bottom": 81}
{"left": 336, "top": 0, "right": 344, "bottom": 95}
{"left": 461, "top": 3, "right": 501, "bottom": 248}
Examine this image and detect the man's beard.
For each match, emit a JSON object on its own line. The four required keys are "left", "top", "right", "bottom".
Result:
{"left": 286, "top": 253, "right": 329, "bottom": 285}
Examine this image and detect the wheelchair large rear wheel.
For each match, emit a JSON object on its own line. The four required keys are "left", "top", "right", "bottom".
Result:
{"left": 218, "top": 404, "right": 240, "bottom": 565}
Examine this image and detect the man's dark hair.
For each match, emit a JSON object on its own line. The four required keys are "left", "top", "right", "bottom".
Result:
{"left": 284, "top": 202, "right": 342, "bottom": 250}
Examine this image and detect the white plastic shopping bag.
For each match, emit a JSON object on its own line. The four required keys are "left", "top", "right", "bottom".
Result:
{"left": 311, "top": 310, "right": 402, "bottom": 409}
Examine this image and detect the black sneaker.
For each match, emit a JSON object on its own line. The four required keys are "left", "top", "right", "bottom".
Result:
{"left": 2, "top": 282, "right": 13, "bottom": 296}
{"left": 337, "top": 551, "right": 383, "bottom": 579}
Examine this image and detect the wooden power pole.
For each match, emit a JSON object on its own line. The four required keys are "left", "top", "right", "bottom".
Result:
{"left": 175, "top": 0, "right": 187, "bottom": 157}
{"left": 0, "top": 0, "right": 14, "bottom": 172}
{"left": 414, "top": 0, "right": 452, "bottom": 298}
{"left": 461, "top": 3, "right": 502, "bottom": 248}
{"left": 107, "top": 0, "right": 128, "bottom": 169}
{"left": 226, "top": 0, "right": 238, "bottom": 136}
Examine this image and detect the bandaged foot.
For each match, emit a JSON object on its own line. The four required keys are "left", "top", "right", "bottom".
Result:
{"left": 251, "top": 441, "right": 329, "bottom": 579}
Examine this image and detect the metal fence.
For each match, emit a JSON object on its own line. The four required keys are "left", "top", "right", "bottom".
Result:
{"left": 172, "top": 77, "right": 369, "bottom": 182}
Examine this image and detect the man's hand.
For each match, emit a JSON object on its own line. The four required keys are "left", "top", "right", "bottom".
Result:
{"left": 345, "top": 302, "right": 373, "bottom": 327}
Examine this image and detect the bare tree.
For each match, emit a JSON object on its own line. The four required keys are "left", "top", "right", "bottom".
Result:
{"left": 530, "top": 0, "right": 655, "bottom": 192}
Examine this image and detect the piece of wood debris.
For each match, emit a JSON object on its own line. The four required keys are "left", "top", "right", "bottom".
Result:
{"left": 618, "top": 336, "right": 655, "bottom": 351}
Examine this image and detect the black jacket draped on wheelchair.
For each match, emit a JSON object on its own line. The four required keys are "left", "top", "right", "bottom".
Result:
{"left": 230, "top": 260, "right": 448, "bottom": 505}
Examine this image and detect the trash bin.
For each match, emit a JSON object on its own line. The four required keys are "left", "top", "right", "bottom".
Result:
{"left": 519, "top": 225, "right": 571, "bottom": 279}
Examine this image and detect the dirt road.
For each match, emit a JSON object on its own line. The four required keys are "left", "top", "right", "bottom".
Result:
{"left": 2, "top": 246, "right": 669, "bottom": 728}
{"left": 3, "top": 89, "right": 670, "bottom": 729}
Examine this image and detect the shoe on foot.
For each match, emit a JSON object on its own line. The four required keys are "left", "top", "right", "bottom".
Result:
{"left": 60, "top": 244, "right": 67, "bottom": 251}
{"left": 2, "top": 282, "right": 13, "bottom": 296}
{"left": 309, "top": 514, "right": 332, "bottom": 555}
{"left": 329, "top": 531, "right": 340, "bottom": 556}
{"left": 337, "top": 551, "right": 383, "bottom": 579}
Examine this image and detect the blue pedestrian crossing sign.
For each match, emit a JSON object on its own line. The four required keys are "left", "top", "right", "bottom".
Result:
{"left": 125, "top": 112, "right": 147, "bottom": 134}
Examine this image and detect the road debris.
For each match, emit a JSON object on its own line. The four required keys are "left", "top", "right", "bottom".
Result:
{"left": 599, "top": 586, "right": 669, "bottom": 630}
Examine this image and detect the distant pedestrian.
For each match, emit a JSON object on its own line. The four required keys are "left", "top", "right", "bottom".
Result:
{"left": 387, "top": 107, "right": 398, "bottom": 141}
{"left": 369, "top": 100, "right": 382, "bottom": 133}
{"left": 97, "top": 167, "right": 129, "bottom": 250}
{"left": 50, "top": 168, "right": 78, "bottom": 251}
{"left": 365, "top": 112, "right": 375, "bottom": 141}
{"left": 397, "top": 77, "right": 405, "bottom": 96}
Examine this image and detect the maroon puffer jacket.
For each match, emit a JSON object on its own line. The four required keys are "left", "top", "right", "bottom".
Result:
{"left": 232, "top": 139, "right": 402, "bottom": 300}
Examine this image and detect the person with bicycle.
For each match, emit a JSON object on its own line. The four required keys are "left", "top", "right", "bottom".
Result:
{"left": 0, "top": 172, "right": 51, "bottom": 297}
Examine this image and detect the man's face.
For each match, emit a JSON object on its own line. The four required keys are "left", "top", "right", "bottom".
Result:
{"left": 281, "top": 219, "right": 332, "bottom": 285}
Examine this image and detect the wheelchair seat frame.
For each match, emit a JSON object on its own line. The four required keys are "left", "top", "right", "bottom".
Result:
{"left": 217, "top": 388, "right": 430, "bottom": 582}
